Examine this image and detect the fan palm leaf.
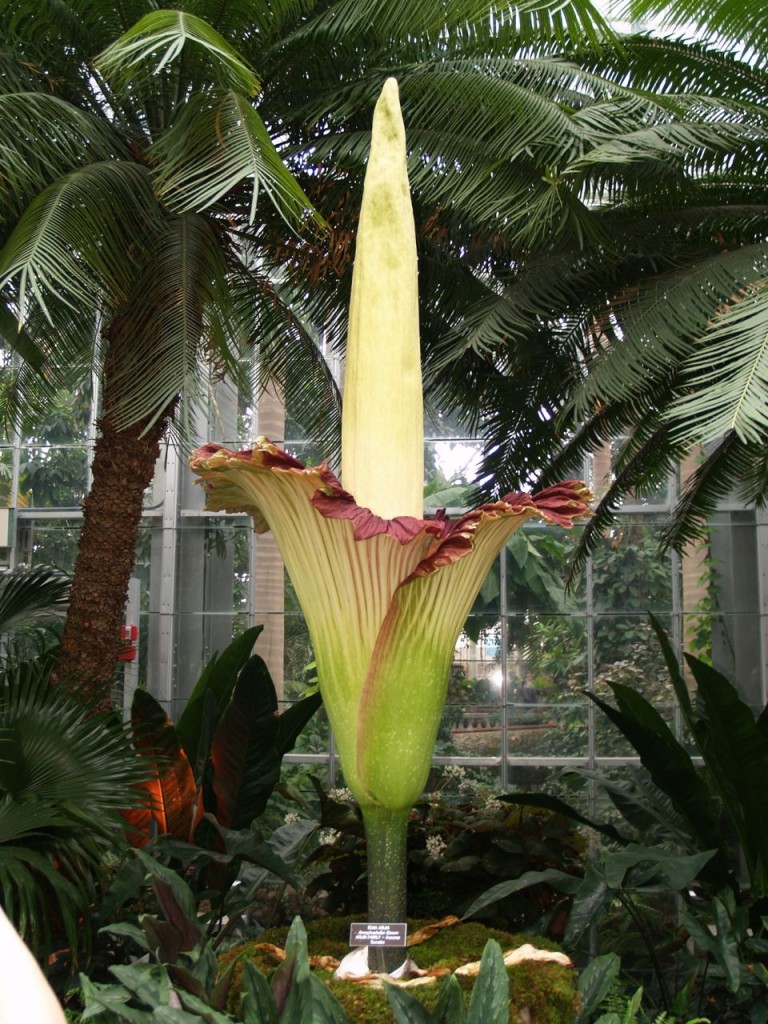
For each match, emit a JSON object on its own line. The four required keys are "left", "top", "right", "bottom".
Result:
{"left": 0, "top": 566, "right": 69, "bottom": 638}
{"left": 0, "top": 654, "right": 148, "bottom": 960}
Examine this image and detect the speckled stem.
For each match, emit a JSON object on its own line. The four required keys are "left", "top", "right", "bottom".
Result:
{"left": 363, "top": 804, "right": 410, "bottom": 975}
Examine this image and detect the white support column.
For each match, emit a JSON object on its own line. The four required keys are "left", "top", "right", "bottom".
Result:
{"left": 149, "top": 444, "right": 179, "bottom": 710}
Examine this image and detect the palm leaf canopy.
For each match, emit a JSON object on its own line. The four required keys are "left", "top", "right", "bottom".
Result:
{"left": 516, "top": 26, "right": 768, "bottom": 562}
{"left": 3, "top": 0, "right": 768, "bottom": 543}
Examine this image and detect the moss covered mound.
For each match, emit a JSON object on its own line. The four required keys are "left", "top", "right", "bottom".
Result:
{"left": 219, "top": 916, "right": 578, "bottom": 1024}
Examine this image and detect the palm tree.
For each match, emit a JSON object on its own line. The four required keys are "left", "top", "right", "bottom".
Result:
{"left": 0, "top": 0, "right": 622, "bottom": 704}
{"left": 439, "top": 5, "right": 768, "bottom": 566}
{"left": 0, "top": 3, "right": 327, "bottom": 706}
{"left": 5, "top": 0, "right": 761, "bottom": 701}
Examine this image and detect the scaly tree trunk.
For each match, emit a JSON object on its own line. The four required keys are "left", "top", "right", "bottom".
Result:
{"left": 55, "top": 329, "right": 171, "bottom": 711}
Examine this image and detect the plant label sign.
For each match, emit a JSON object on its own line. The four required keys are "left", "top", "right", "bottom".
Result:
{"left": 349, "top": 922, "right": 408, "bottom": 948}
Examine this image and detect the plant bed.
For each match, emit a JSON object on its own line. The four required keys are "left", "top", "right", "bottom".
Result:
{"left": 218, "top": 915, "right": 579, "bottom": 1024}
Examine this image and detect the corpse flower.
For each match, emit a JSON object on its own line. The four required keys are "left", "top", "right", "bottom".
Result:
{"left": 191, "top": 79, "right": 590, "bottom": 972}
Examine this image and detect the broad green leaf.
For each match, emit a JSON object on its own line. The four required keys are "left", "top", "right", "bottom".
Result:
{"left": 576, "top": 953, "right": 621, "bottom": 1024}
{"left": 600, "top": 843, "right": 716, "bottom": 891}
{"left": 685, "top": 653, "right": 768, "bottom": 894}
{"left": 500, "top": 791, "right": 626, "bottom": 844}
{"left": 466, "top": 939, "right": 509, "bottom": 1024}
{"left": 242, "top": 962, "right": 278, "bottom": 1024}
{"left": 588, "top": 681, "right": 726, "bottom": 881}
{"left": 130, "top": 689, "right": 196, "bottom": 842}
{"left": 273, "top": 916, "right": 313, "bottom": 1023}
{"left": 713, "top": 895, "right": 744, "bottom": 993}
{"left": 564, "top": 861, "right": 611, "bottom": 945}
{"left": 134, "top": 849, "right": 198, "bottom": 925}
{"left": 175, "top": 624, "right": 263, "bottom": 774}
{"left": 308, "top": 973, "right": 352, "bottom": 1024}
{"left": 99, "top": 921, "right": 148, "bottom": 950}
{"left": 208, "top": 654, "right": 321, "bottom": 829}
{"left": 386, "top": 983, "right": 438, "bottom": 1024}
{"left": 463, "top": 867, "right": 582, "bottom": 920}
{"left": 198, "top": 817, "right": 299, "bottom": 887}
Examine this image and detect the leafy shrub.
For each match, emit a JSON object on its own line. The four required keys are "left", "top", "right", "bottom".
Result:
{"left": 0, "top": 651, "right": 145, "bottom": 968}
{"left": 302, "top": 775, "right": 584, "bottom": 937}
{"left": 220, "top": 915, "right": 578, "bottom": 1024}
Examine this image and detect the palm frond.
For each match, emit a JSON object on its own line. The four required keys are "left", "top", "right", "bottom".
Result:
{"left": 662, "top": 433, "right": 759, "bottom": 550}
{"left": 0, "top": 161, "right": 160, "bottom": 322}
{"left": 625, "top": 0, "right": 768, "bottom": 60}
{"left": 0, "top": 298, "right": 95, "bottom": 434}
{"left": 229, "top": 264, "right": 343, "bottom": 462}
{"left": 0, "top": 566, "right": 69, "bottom": 637}
{"left": 0, "top": 824, "right": 90, "bottom": 957}
{"left": 0, "top": 93, "right": 123, "bottom": 218}
{"left": 581, "top": 35, "right": 768, "bottom": 105}
{"left": 0, "top": 303, "right": 43, "bottom": 370}
{"left": 284, "top": 0, "right": 615, "bottom": 52}
{"left": 666, "top": 280, "right": 768, "bottom": 445}
{"left": 565, "top": 417, "right": 683, "bottom": 580}
{"left": 106, "top": 212, "right": 234, "bottom": 430}
{"left": 152, "top": 90, "right": 321, "bottom": 228}
{"left": 96, "top": 9, "right": 261, "bottom": 96}
{"left": 186, "top": 0, "right": 316, "bottom": 46}
{"left": 568, "top": 245, "right": 768, "bottom": 420}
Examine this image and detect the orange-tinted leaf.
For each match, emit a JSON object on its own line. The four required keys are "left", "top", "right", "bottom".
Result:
{"left": 120, "top": 804, "right": 152, "bottom": 848}
{"left": 131, "top": 689, "right": 196, "bottom": 841}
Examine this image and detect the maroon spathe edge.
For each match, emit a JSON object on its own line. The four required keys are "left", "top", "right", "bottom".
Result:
{"left": 191, "top": 444, "right": 592, "bottom": 558}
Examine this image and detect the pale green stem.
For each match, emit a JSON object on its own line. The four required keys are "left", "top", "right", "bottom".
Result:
{"left": 362, "top": 804, "right": 410, "bottom": 974}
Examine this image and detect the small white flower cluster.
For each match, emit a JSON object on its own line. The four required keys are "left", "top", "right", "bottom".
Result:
{"left": 483, "top": 797, "right": 505, "bottom": 813}
{"left": 283, "top": 812, "right": 302, "bottom": 826}
{"left": 441, "top": 764, "right": 467, "bottom": 784}
{"left": 425, "top": 834, "right": 447, "bottom": 860}
{"left": 327, "top": 787, "right": 354, "bottom": 803}
{"left": 317, "top": 828, "right": 340, "bottom": 846}
{"left": 428, "top": 764, "right": 507, "bottom": 813}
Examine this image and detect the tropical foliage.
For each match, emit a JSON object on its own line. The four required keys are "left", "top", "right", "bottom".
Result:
{"left": 124, "top": 625, "right": 321, "bottom": 847}
{"left": 0, "top": 1, "right": 323, "bottom": 701}
{"left": 471, "top": 1, "right": 768, "bottom": 566}
{"left": 0, "top": 650, "right": 145, "bottom": 966}
{"left": 81, "top": 860, "right": 356, "bottom": 1024}
{"left": 466, "top": 616, "right": 768, "bottom": 1016}
{"left": 0, "top": 564, "right": 69, "bottom": 643}
{"left": 7, "top": 0, "right": 757, "bottom": 694}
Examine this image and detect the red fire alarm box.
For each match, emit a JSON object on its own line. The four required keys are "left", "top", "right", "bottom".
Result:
{"left": 119, "top": 624, "right": 138, "bottom": 661}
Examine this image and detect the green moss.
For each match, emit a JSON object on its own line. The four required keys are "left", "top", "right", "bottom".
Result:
{"left": 220, "top": 916, "right": 578, "bottom": 1024}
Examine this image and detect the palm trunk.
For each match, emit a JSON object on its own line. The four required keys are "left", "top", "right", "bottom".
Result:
{"left": 55, "top": 330, "right": 171, "bottom": 711}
